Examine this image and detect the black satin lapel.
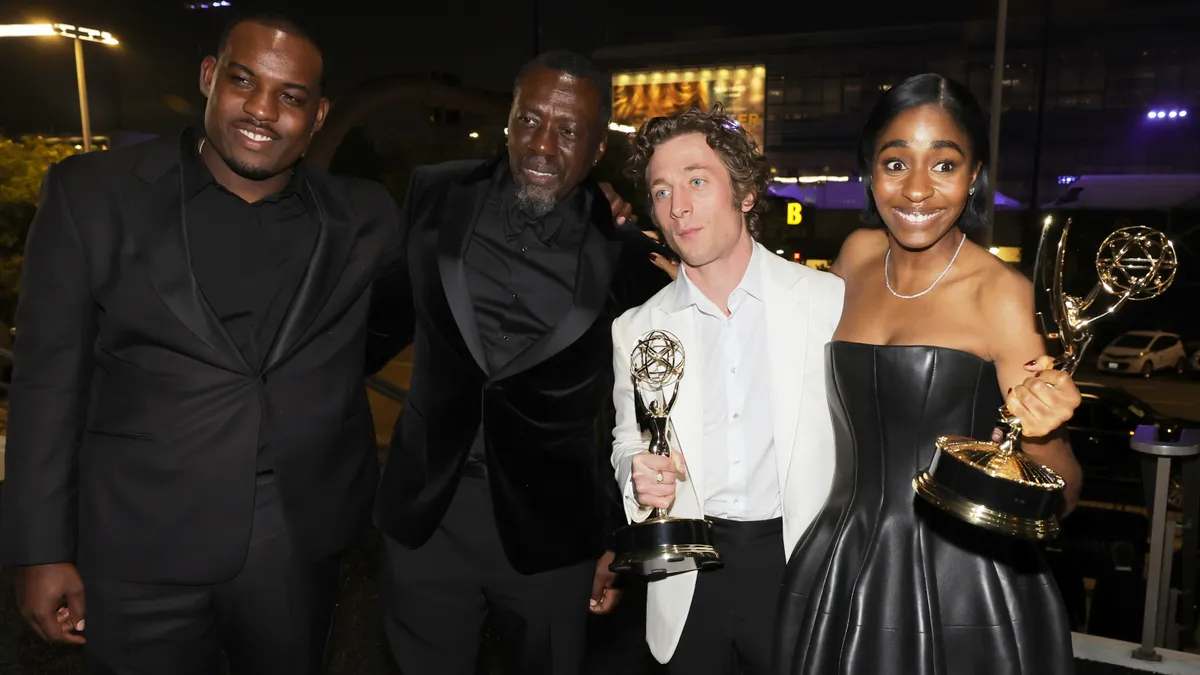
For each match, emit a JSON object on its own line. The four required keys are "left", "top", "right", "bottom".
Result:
{"left": 262, "top": 178, "right": 355, "bottom": 372}
{"left": 493, "top": 228, "right": 623, "bottom": 380}
{"left": 437, "top": 180, "right": 490, "bottom": 373}
{"left": 128, "top": 166, "right": 248, "bottom": 373}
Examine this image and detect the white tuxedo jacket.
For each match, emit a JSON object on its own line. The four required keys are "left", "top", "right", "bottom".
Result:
{"left": 610, "top": 243, "right": 844, "bottom": 663}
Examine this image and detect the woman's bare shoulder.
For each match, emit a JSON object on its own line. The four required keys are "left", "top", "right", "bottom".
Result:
{"left": 970, "top": 249, "right": 1038, "bottom": 340}
{"left": 832, "top": 228, "right": 888, "bottom": 278}
{"left": 975, "top": 249, "right": 1032, "bottom": 300}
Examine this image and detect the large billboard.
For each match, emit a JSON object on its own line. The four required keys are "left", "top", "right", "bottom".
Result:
{"left": 611, "top": 66, "right": 766, "bottom": 148}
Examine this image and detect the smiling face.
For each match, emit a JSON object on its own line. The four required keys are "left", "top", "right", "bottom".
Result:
{"left": 506, "top": 66, "right": 606, "bottom": 217}
{"left": 199, "top": 20, "right": 328, "bottom": 182}
{"left": 870, "top": 104, "right": 981, "bottom": 251}
{"left": 647, "top": 133, "right": 755, "bottom": 269}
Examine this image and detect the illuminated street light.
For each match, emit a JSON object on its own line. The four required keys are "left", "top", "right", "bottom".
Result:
{"left": 0, "top": 23, "right": 118, "bottom": 44}
{"left": 0, "top": 24, "right": 56, "bottom": 37}
{"left": 0, "top": 23, "right": 120, "bottom": 152}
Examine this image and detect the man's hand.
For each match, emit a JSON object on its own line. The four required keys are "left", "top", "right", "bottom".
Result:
{"left": 598, "top": 182, "right": 635, "bottom": 226}
{"left": 14, "top": 563, "right": 87, "bottom": 644}
{"left": 631, "top": 450, "right": 688, "bottom": 510}
{"left": 589, "top": 550, "right": 622, "bottom": 615}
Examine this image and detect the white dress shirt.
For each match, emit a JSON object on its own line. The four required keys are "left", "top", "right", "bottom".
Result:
{"left": 669, "top": 245, "right": 779, "bottom": 521}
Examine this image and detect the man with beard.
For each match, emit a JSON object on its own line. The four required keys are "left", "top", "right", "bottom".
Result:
{"left": 367, "top": 50, "right": 668, "bottom": 674}
{"left": 1, "top": 13, "right": 397, "bottom": 674}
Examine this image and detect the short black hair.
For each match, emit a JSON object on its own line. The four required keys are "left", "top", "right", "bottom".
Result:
{"left": 857, "top": 72, "right": 991, "bottom": 233}
{"left": 513, "top": 50, "right": 613, "bottom": 133}
{"left": 216, "top": 11, "right": 326, "bottom": 93}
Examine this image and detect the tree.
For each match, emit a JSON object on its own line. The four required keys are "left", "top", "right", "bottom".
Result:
{"left": 0, "top": 135, "right": 80, "bottom": 321}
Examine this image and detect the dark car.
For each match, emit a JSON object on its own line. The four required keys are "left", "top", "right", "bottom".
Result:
{"left": 1187, "top": 341, "right": 1200, "bottom": 379}
{"left": 1067, "top": 381, "right": 1188, "bottom": 507}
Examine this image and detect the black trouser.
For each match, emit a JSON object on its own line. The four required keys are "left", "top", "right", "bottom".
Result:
{"left": 82, "top": 474, "right": 339, "bottom": 675}
{"left": 381, "top": 475, "right": 595, "bottom": 675}
{"left": 667, "top": 516, "right": 785, "bottom": 675}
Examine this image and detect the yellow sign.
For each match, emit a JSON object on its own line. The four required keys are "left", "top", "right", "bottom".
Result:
{"left": 787, "top": 202, "right": 803, "bottom": 225}
{"left": 610, "top": 66, "right": 767, "bottom": 148}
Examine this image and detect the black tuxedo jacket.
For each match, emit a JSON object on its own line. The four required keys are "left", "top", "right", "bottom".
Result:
{"left": 369, "top": 156, "right": 665, "bottom": 574}
{"left": 0, "top": 134, "right": 401, "bottom": 584}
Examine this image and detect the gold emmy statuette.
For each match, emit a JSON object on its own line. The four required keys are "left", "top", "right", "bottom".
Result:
{"left": 610, "top": 330, "right": 722, "bottom": 579}
{"left": 914, "top": 217, "right": 1178, "bottom": 540}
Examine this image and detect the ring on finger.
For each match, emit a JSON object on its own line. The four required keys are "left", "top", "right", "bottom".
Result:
{"left": 655, "top": 472, "right": 664, "bottom": 483}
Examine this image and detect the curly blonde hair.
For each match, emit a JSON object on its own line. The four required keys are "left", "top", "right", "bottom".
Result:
{"left": 626, "top": 103, "right": 770, "bottom": 237}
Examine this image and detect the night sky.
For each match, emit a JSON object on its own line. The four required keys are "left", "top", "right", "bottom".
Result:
{"left": 0, "top": 0, "right": 1195, "bottom": 137}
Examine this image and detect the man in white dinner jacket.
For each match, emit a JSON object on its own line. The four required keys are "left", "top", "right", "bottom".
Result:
{"left": 610, "top": 105, "right": 843, "bottom": 675}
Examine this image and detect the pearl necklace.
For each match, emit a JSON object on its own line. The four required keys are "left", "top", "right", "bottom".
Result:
{"left": 884, "top": 232, "right": 966, "bottom": 299}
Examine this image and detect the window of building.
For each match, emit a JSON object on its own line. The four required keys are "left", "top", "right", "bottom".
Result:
{"left": 967, "top": 64, "right": 992, "bottom": 107}
{"left": 1185, "top": 62, "right": 1200, "bottom": 92}
{"left": 1049, "top": 59, "right": 1107, "bottom": 109}
{"left": 1156, "top": 64, "right": 1182, "bottom": 93}
{"left": 1102, "top": 65, "right": 1156, "bottom": 109}
{"left": 429, "top": 107, "right": 461, "bottom": 125}
{"left": 768, "top": 77, "right": 844, "bottom": 120}
{"left": 842, "top": 78, "right": 862, "bottom": 112}
{"left": 767, "top": 74, "right": 786, "bottom": 104}
{"left": 1055, "top": 93, "right": 1103, "bottom": 109}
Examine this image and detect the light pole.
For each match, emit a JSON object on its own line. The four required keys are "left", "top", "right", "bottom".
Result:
{"left": 984, "top": 0, "right": 1009, "bottom": 248}
{"left": 0, "top": 23, "right": 120, "bottom": 153}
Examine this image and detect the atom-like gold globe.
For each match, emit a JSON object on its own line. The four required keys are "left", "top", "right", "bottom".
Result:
{"left": 1096, "top": 225, "right": 1177, "bottom": 300}
{"left": 630, "top": 330, "right": 685, "bottom": 389}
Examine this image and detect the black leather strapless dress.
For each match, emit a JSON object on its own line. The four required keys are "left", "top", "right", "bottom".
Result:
{"left": 774, "top": 342, "right": 1074, "bottom": 675}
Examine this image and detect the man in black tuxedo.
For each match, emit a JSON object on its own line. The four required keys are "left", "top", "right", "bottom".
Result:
{"left": 0, "top": 13, "right": 401, "bottom": 675}
{"left": 367, "top": 50, "right": 668, "bottom": 674}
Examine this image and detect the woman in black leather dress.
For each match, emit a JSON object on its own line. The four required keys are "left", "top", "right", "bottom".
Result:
{"left": 774, "top": 73, "right": 1085, "bottom": 675}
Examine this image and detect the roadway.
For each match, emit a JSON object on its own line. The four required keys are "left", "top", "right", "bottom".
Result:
{"left": 1077, "top": 367, "right": 1200, "bottom": 421}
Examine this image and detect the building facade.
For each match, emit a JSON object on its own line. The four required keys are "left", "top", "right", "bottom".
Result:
{"left": 594, "top": 6, "right": 1200, "bottom": 255}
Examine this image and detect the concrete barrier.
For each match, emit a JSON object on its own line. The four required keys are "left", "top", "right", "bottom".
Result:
{"left": 1073, "top": 632, "right": 1200, "bottom": 673}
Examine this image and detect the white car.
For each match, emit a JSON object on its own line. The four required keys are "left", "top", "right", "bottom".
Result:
{"left": 1095, "top": 330, "right": 1187, "bottom": 377}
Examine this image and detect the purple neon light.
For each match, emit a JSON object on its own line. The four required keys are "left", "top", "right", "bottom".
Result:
{"left": 1148, "top": 108, "right": 1189, "bottom": 120}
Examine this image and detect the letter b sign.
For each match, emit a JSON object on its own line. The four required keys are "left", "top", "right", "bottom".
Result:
{"left": 787, "top": 202, "right": 803, "bottom": 225}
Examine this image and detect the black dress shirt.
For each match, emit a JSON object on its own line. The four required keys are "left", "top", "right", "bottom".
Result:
{"left": 465, "top": 163, "right": 589, "bottom": 373}
{"left": 182, "top": 130, "right": 319, "bottom": 472}
{"left": 461, "top": 163, "right": 591, "bottom": 473}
